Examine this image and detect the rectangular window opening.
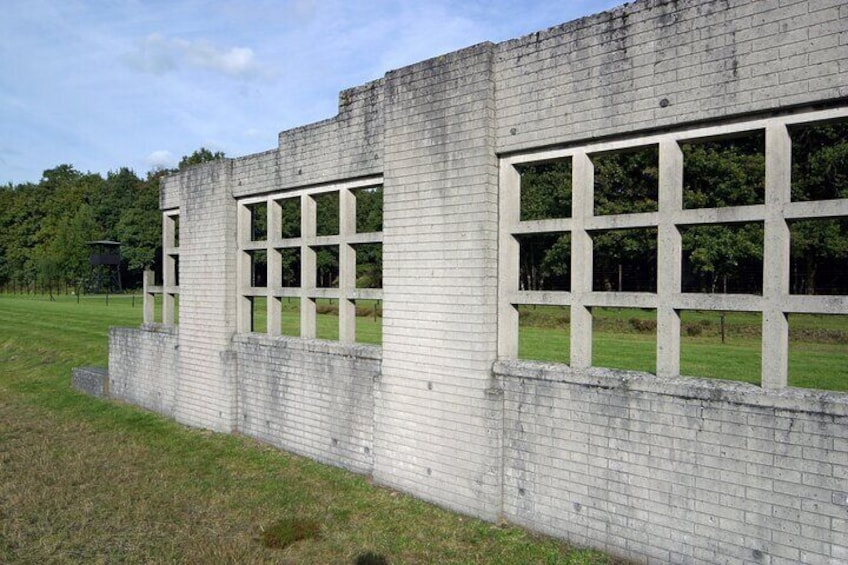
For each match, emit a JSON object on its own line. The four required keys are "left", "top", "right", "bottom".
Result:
{"left": 517, "top": 158, "right": 572, "bottom": 221}
{"left": 249, "top": 296, "right": 267, "bottom": 334}
{"left": 246, "top": 202, "right": 268, "bottom": 241}
{"left": 315, "top": 298, "right": 339, "bottom": 341}
{"left": 315, "top": 192, "right": 339, "bottom": 237}
{"left": 278, "top": 197, "right": 301, "bottom": 239}
{"left": 313, "top": 245, "right": 339, "bottom": 288}
{"left": 789, "top": 217, "right": 848, "bottom": 296}
{"left": 279, "top": 297, "right": 301, "bottom": 337}
{"left": 681, "top": 222, "right": 764, "bottom": 294}
{"left": 516, "top": 233, "right": 571, "bottom": 291}
{"left": 592, "top": 145, "right": 659, "bottom": 215}
{"left": 279, "top": 248, "right": 301, "bottom": 288}
{"left": 592, "top": 307, "right": 656, "bottom": 373}
{"left": 681, "top": 130, "right": 765, "bottom": 209}
{"left": 680, "top": 310, "right": 761, "bottom": 386}
{"left": 165, "top": 214, "right": 179, "bottom": 248}
{"left": 354, "top": 299, "right": 382, "bottom": 345}
{"left": 354, "top": 186, "right": 383, "bottom": 233}
{"left": 247, "top": 250, "right": 268, "bottom": 288}
{"left": 167, "top": 254, "right": 179, "bottom": 287}
{"left": 788, "top": 313, "right": 848, "bottom": 392}
{"left": 591, "top": 228, "right": 657, "bottom": 292}
{"left": 789, "top": 118, "right": 848, "bottom": 202}
{"left": 354, "top": 243, "right": 382, "bottom": 289}
{"left": 153, "top": 293, "right": 163, "bottom": 324}
{"left": 169, "top": 294, "right": 180, "bottom": 325}
{"left": 517, "top": 304, "right": 570, "bottom": 364}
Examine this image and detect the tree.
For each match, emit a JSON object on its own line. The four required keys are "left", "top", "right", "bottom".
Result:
{"left": 178, "top": 147, "right": 225, "bottom": 170}
{"left": 518, "top": 160, "right": 571, "bottom": 222}
{"left": 789, "top": 121, "right": 848, "bottom": 294}
{"left": 681, "top": 136, "right": 766, "bottom": 293}
{"left": 516, "top": 160, "right": 572, "bottom": 290}
{"left": 52, "top": 203, "right": 99, "bottom": 288}
{"left": 592, "top": 147, "right": 659, "bottom": 291}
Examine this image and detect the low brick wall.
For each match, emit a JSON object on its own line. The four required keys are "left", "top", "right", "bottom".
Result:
{"left": 495, "top": 360, "right": 848, "bottom": 564}
{"left": 109, "top": 325, "right": 179, "bottom": 417}
{"left": 233, "top": 334, "right": 380, "bottom": 475}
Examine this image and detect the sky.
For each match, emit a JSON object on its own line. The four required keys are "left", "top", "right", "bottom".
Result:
{"left": 1, "top": 0, "right": 624, "bottom": 186}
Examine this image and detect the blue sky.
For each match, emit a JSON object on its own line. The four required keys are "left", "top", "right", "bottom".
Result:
{"left": 1, "top": 0, "right": 623, "bottom": 186}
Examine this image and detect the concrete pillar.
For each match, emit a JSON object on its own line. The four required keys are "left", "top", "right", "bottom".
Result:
{"left": 657, "top": 140, "right": 683, "bottom": 378}
{"left": 570, "top": 151, "right": 594, "bottom": 369}
{"left": 174, "top": 160, "right": 239, "bottom": 433}
{"left": 376, "top": 43, "right": 503, "bottom": 520}
{"left": 762, "top": 121, "right": 791, "bottom": 389}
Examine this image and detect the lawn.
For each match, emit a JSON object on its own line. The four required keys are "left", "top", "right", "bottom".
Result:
{"left": 517, "top": 305, "right": 848, "bottom": 391}
{"left": 0, "top": 293, "right": 616, "bottom": 564}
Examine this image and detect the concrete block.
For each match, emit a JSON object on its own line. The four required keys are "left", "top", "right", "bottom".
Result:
{"left": 71, "top": 366, "right": 109, "bottom": 398}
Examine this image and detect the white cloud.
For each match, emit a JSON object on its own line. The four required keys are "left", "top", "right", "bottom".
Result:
{"left": 144, "top": 149, "right": 175, "bottom": 170}
{"left": 125, "top": 33, "right": 265, "bottom": 79}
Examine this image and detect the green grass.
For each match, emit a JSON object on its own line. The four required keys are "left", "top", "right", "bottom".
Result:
{"left": 517, "top": 306, "right": 847, "bottom": 391}
{"left": 0, "top": 293, "right": 618, "bottom": 564}
{"left": 250, "top": 296, "right": 382, "bottom": 345}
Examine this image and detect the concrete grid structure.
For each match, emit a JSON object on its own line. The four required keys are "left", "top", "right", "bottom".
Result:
{"left": 109, "top": 1, "right": 848, "bottom": 563}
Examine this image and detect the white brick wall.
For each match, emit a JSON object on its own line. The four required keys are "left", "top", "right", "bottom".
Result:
{"left": 496, "top": 360, "right": 848, "bottom": 564}
{"left": 375, "top": 43, "right": 502, "bottom": 519}
{"left": 234, "top": 335, "right": 379, "bottom": 474}
{"left": 495, "top": 0, "right": 848, "bottom": 154}
{"left": 109, "top": 326, "right": 178, "bottom": 417}
{"left": 173, "top": 161, "right": 240, "bottom": 432}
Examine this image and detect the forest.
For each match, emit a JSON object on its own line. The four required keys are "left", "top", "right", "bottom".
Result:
{"left": 0, "top": 149, "right": 223, "bottom": 295}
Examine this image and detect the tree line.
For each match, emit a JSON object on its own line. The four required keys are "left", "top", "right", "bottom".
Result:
{"left": 0, "top": 148, "right": 223, "bottom": 295}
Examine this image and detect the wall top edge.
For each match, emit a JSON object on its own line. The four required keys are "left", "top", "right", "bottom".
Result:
{"left": 233, "top": 333, "right": 382, "bottom": 361}
{"left": 493, "top": 360, "right": 848, "bottom": 418}
{"left": 109, "top": 324, "right": 179, "bottom": 337}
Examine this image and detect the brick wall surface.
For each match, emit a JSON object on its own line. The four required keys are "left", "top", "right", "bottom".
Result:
{"left": 234, "top": 335, "right": 379, "bottom": 474}
{"left": 375, "top": 42, "right": 502, "bottom": 520}
{"left": 496, "top": 361, "right": 848, "bottom": 564}
{"left": 495, "top": 0, "right": 848, "bottom": 154}
{"left": 173, "top": 161, "right": 240, "bottom": 432}
{"left": 110, "top": 0, "right": 848, "bottom": 562}
{"left": 109, "top": 326, "right": 178, "bottom": 417}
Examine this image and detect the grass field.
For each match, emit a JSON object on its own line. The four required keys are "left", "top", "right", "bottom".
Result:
{"left": 517, "top": 305, "right": 847, "bottom": 391}
{"left": 0, "top": 294, "right": 616, "bottom": 564}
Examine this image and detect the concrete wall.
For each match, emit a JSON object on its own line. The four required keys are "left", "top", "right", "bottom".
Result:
{"left": 172, "top": 162, "right": 240, "bottom": 433}
{"left": 234, "top": 335, "right": 379, "bottom": 475}
{"left": 496, "top": 360, "right": 848, "bottom": 564}
{"left": 375, "top": 42, "right": 503, "bottom": 519}
{"left": 112, "top": 1, "right": 848, "bottom": 563}
{"left": 109, "top": 325, "right": 178, "bottom": 417}
{"left": 495, "top": 0, "right": 847, "bottom": 154}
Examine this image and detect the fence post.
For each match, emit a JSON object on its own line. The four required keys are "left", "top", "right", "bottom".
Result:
{"left": 143, "top": 270, "right": 155, "bottom": 324}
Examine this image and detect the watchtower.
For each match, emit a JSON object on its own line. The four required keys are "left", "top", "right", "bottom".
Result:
{"left": 87, "top": 240, "right": 122, "bottom": 293}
